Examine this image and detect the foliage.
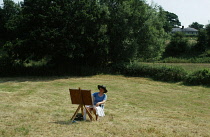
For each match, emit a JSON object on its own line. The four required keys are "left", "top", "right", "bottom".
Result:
{"left": 113, "top": 62, "right": 187, "bottom": 82}
{"left": 152, "top": 66, "right": 187, "bottom": 82}
{"left": 200, "top": 50, "right": 210, "bottom": 57}
{"left": 206, "top": 24, "right": 210, "bottom": 49}
{"left": 185, "top": 69, "right": 210, "bottom": 86}
{"left": 161, "top": 57, "right": 189, "bottom": 63}
{"left": 192, "top": 24, "right": 210, "bottom": 54}
{"left": 161, "top": 57, "right": 210, "bottom": 63}
{"left": 189, "top": 22, "right": 204, "bottom": 30}
{"left": 193, "top": 29, "right": 208, "bottom": 52}
{"left": 162, "top": 10, "right": 181, "bottom": 32}
{"left": 0, "top": 55, "right": 14, "bottom": 76}
{"left": 113, "top": 61, "right": 210, "bottom": 86}
{"left": 164, "top": 32, "right": 189, "bottom": 57}
{"left": 107, "top": 0, "right": 139, "bottom": 63}
{"left": 0, "top": 0, "right": 21, "bottom": 42}
{"left": 136, "top": 6, "right": 167, "bottom": 60}
{"left": 0, "top": 0, "right": 167, "bottom": 68}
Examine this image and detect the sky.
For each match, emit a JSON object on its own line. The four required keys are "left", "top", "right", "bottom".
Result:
{"left": 1, "top": 0, "right": 210, "bottom": 27}
{"left": 147, "top": 0, "right": 210, "bottom": 27}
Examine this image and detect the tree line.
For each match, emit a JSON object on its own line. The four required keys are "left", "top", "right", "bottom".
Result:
{"left": 1, "top": 0, "right": 169, "bottom": 67}
{"left": 165, "top": 23, "right": 210, "bottom": 58}
{"left": 0, "top": 0, "right": 210, "bottom": 73}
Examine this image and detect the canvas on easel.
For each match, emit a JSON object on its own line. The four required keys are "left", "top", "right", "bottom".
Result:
{"left": 69, "top": 88, "right": 95, "bottom": 122}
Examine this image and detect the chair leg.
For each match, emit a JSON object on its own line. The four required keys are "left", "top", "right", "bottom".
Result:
{"left": 83, "top": 107, "right": 86, "bottom": 120}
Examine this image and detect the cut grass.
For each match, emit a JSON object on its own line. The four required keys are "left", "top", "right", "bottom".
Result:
{"left": 0, "top": 75, "right": 210, "bottom": 137}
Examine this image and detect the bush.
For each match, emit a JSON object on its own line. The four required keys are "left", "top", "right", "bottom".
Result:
{"left": 164, "top": 32, "right": 190, "bottom": 57}
{"left": 123, "top": 63, "right": 152, "bottom": 77}
{"left": 112, "top": 62, "right": 187, "bottom": 82}
{"left": 0, "top": 56, "right": 14, "bottom": 76}
{"left": 152, "top": 66, "right": 187, "bottom": 82}
{"left": 185, "top": 69, "right": 210, "bottom": 86}
{"left": 190, "top": 57, "right": 210, "bottom": 63}
{"left": 161, "top": 57, "right": 210, "bottom": 63}
{"left": 162, "top": 57, "right": 189, "bottom": 63}
{"left": 113, "top": 62, "right": 210, "bottom": 86}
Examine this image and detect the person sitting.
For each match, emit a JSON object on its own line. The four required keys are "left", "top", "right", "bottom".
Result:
{"left": 86, "top": 85, "right": 108, "bottom": 121}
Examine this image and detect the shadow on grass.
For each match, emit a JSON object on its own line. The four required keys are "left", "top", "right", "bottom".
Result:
{"left": 51, "top": 120, "right": 91, "bottom": 125}
{"left": 51, "top": 120, "right": 73, "bottom": 125}
{"left": 182, "top": 82, "right": 210, "bottom": 88}
{"left": 0, "top": 75, "right": 92, "bottom": 83}
{"left": 0, "top": 66, "right": 113, "bottom": 83}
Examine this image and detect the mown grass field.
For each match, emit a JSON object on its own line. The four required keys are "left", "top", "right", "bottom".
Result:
{"left": 0, "top": 75, "right": 210, "bottom": 137}
{"left": 142, "top": 63, "right": 210, "bottom": 72}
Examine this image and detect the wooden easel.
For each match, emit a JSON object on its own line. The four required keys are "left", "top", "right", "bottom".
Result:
{"left": 69, "top": 88, "right": 95, "bottom": 122}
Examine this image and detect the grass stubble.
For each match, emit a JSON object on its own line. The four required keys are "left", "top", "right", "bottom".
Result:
{"left": 0, "top": 75, "right": 210, "bottom": 137}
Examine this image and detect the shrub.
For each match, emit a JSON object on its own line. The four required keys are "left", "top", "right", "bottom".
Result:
{"left": 162, "top": 57, "right": 189, "bottom": 63}
{"left": 113, "top": 62, "right": 187, "bottom": 82}
{"left": 0, "top": 56, "right": 14, "bottom": 76}
{"left": 185, "top": 69, "right": 210, "bottom": 86}
{"left": 161, "top": 57, "right": 210, "bottom": 63}
{"left": 152, "top": 66, "right": 187, "bottom": 82}
{"left": 113, "top": 62, "right": 210, "bottom": 86}
{"left": 164, "top": 32, "right": 190, "bottom": 57}
{"left": 123, "top": 63, "right": 151, "bottom": 77}
{"left": 190, "top": 57, "right": 210, "bottom": 63}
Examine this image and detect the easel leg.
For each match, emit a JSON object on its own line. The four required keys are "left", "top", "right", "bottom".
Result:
{"left": 93, "top": 108, "right": 98, "bottom": 121}
{"left": 70, "top": 104, "right": 82, "bottom": 123}
{"left": 84, "top": 106, "right": 95, "bottom": 121}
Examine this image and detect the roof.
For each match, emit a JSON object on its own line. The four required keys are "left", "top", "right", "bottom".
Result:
{"left": 172, "top": 27, "right": 198, "bottom": 32}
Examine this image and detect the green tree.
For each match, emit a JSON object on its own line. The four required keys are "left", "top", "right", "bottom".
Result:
{"left": 206, "top": 24, "right": 210, "bottom": 49}
{"left": 163, "top": 11, "right": 181, "bottom": 31}
{"left": 107, "top": 0, "right": 139, "bottom": 63}
{"left": 0, "top": 7, "right": 4, "bottom": 44}
{"left": 164, "top": 32, "right": 189, "bottom": 57}
{"left": 136, "top": 5, "right": 167, "bottom": 60}
{"left": 2, "top": 0, "right": 169, "bottom": 69}
{"left": 4, "top": 0, "right": 111, "bottom": 66}
{"left": 194, "top": 29, "right": 208, "bottom": 52}
{"left": 189, "top": 22, "right": 204, "bottom": 30}
{"left": 0, "top": 0, "right": 21, "bottom": 41}
{"left": 2, "top": 0, "right": 21, "bottom": 20}
{"left": 70, "top": 0, "right": 110, "bottom": 66}
{"left": 107, "top": 0, "right": 167, "bottom": 63}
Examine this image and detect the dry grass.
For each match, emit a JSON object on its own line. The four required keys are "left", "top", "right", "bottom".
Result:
{"left": 0, "top": 75, "right": 210, "bottom": 137}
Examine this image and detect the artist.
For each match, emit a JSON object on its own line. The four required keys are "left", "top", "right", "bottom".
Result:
{"left": 87, "top": 85, "right": 108, "bottom": 120}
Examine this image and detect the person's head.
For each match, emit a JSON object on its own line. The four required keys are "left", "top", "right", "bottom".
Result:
{"left": 98, "top": 85, "right": 108, "bottom": 93}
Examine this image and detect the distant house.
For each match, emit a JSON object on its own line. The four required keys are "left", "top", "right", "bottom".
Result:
{"left": 172, "top": 26, "right": 198, "bottom": 36}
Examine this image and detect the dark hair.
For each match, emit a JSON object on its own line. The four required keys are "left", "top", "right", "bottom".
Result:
{"left": 98, "top": 85, "right": 108, "bottom": 93}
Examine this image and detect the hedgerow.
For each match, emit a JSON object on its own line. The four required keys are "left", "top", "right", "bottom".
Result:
{"left": 112, "top": 62, "right": 210, "bottom": 86}
{"left": 113, "top": 63, "right": 187, "bottom": 82}
{"left": 185, "top": 69, "right": 210, "bottom": 86}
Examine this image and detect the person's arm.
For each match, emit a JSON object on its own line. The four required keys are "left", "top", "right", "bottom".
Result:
{"left": 96, "top": 100, "right": 106, "bottom": 107}
{"left": 96, "top": 94, "right": 107, "bottom": 107}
